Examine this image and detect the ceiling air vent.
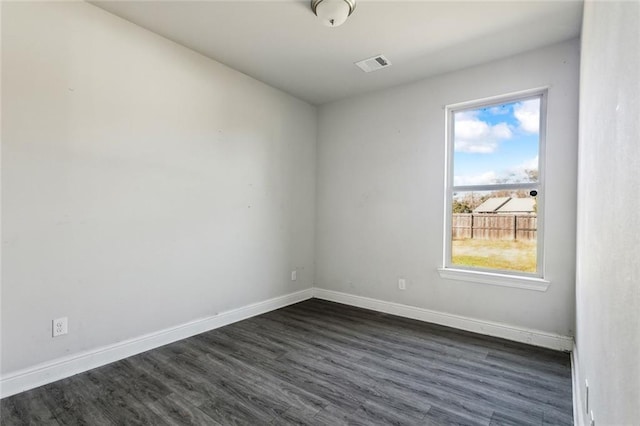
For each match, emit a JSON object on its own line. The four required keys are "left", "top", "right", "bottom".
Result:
{"left": 355, "top": 54, "right": 392, "bottom": 73}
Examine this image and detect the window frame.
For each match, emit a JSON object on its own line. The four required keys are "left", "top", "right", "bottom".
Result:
{"left": 439, "top": 88, "right": 550, "bottom": 291}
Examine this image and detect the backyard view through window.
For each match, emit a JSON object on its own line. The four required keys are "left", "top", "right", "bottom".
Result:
{"left": 446, "top": 92, "right": 545, "bottom": 276}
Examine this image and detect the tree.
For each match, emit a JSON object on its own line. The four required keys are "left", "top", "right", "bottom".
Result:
{"left": 453, "top": 199, "right": 472, "bottom": 213}
{"left": 524, "top": 169, "right": 538, "bottom": 182}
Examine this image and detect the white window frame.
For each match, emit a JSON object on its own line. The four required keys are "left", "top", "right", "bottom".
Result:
{"left": 438, "top": 88, "right": 550, "bottom": 291}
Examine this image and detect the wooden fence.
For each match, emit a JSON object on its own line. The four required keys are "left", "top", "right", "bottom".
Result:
{"left": 452, "top": 214, "right": 537, "bottom": 241}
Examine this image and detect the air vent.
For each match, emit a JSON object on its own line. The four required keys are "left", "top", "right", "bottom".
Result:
{"left": 355, "top": 54, "right": 392, "bottom": 73}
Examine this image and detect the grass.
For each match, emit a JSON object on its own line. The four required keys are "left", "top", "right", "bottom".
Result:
{"left": 452, "top": 238, "right": 537, "bottom": 273}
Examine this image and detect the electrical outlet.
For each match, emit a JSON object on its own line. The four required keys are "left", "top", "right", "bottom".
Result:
{"left": 53, "top": 317, "right": 68, "bottom": 337}
{"left": 291, "top": 270, "right": 297, "bottom": 281}
{"left": 398, "top": 278, "right": 406, "bottom": 290}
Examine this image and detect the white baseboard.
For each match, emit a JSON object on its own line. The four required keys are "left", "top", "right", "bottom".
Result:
{"left": 1, "top": 287, "right": 574, "bottom": 400}
{"left": 312, "top": 288, "right": 574, "bottom": 352}
{"left": 571, "top": 343, "right": 585, "bottom": 426}
{"left": 0, "top": 288, "right": 313, "bottom": 399}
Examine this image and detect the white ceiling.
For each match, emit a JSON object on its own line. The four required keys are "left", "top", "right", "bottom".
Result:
{"left": 92, "top": 0, "right": 583, "bottom": 105}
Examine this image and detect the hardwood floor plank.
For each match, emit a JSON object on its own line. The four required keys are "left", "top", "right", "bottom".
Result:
{"left": 386, "top": 352, "right": 570, "bottom": 415}
{"left": 271, "top": 406, "right": 323, "bottom": 426}
{"left": 350, "top": 398, "right": 427, "bottom": 426}
{"left": 310, "top": 404, "right": 353, "bottom": 426}
{"left": 100, "top": 359, "right": 173, "bottom": 404}
{"left": 423, "top": 406, "right": 491, "bottom": 426}
{"left": 34, "top": 379, "right": 113, "bottom": 426}
{"left": 257, "top": 357, "right": 365, "bottom": 412}
{"left": 541, "top": 408, "right": 574, "bottom": 426}
{"left": 280, "top": 350, "right": 432, "bottom": 420}
{"left": 128, "top": 351, "right": 220, "bottom": 407}
{"left": 194, "top": 370, "right": 291, "bottom": 421}
{"left": 86, "top": 370, "right": 171, "bottom": 425}
{"left": 382, "top": 358, "right": 544, "bottom": 422}
{"left": 193, "top": 349, "right": 330, "bottom": 417}
{"left": 484, "top": 350, "right": 571, "bottom": 379}
{"left": 322, "top": 354, "right": 495, "bottom": 423}
{"left": 489, "top": 408, "right": 543, "bottom": 426}
{"left": 146, "top": 392, "right": 221, "bottom": 426}
{"left": 286, "top": 301, "right": 490, "bottom": 361}
{"left": 0, "top": 387, "right": 61, "bottom": 426}
{"left": 196, "top": 395, "right": 273, "bottom": 425}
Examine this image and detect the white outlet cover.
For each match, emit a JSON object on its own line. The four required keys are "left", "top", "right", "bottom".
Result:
{"left": 291, "top": 270, "right": 297, "bottom": 281}
{"left": 53, "top": 317, "right": 68, "bottom": 337}
{"left": 398, "top": 278, "right": 406, "bottom": 290}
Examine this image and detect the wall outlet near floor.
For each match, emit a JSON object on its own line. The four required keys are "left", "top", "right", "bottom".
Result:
{"left": 398, "top": 278, "right": 406, "bottom": 290}
{"left": 291, "top": 270, "right": 297, "bottom": 281}
{"left": 53, "top": 317, "right": 68, "bottom": 337}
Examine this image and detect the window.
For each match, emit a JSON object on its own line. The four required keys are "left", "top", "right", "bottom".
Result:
{"left": 440, "top": 90, "right": 548, "bottom": 290}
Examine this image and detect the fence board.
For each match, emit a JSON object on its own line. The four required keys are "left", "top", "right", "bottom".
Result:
{"left": 452, "top": 213, "right": 537, "bottom": 241}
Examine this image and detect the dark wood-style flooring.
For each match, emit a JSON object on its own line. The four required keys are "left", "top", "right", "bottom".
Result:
{"left": 1, "top": 298, "right": 573, "bottom": 425}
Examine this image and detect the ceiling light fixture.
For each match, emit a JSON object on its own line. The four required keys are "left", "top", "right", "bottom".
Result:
{"left": 311, "top": 0, "right": 356, "bottom": 27}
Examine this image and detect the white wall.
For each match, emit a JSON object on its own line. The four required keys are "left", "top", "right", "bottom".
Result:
{"left": 1, "top": 2, "right": 316, "bottom": 375}
{"left": 316, "top": 39, "right": 579, "bottom": 337}
{"left": 575, "top": 1, "right": 640, "bottom": 424}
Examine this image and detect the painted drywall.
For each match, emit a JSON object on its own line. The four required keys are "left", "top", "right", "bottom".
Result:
{"left": 316, "top": 39, "right": 579, "bottom": 337}
{"left": 575, "top": 1, "right": 640, "bottom": 424}
{"left": 1, "top": 2, "right": 316, "bottom": 375}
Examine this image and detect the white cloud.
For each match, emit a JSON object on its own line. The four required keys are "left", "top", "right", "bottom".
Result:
{"left": 454, "top": 171, "right": 498, "bottom": 186}
{"left": 508, "top": 156, "right": 539, "bottom": 182}
{"left": 522, "top": 155, "right": 539, "bottom": 170}
{"left": 454, "top": 112, "right": 512, "bottom": 154}
{"left": 492, "top": 122, "right": 512, "bottom": 139}
{"left": 455, "top": 156, "right": 539, "bottom": 186}
{"left": 514, "top": 99, "right": 540, "bottom": 134}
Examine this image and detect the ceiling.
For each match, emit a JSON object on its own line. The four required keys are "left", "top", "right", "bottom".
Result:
{"left": 92, "top": 0, "right": 583, "bottom": 105}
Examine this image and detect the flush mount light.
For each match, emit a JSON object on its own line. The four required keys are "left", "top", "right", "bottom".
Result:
{"left": 311, "top": 0, "right": 356, "bottom": 27}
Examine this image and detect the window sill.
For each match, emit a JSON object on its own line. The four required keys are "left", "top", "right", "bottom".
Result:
{"left": 437, "top": 267, "right": 550, "bottom": 292}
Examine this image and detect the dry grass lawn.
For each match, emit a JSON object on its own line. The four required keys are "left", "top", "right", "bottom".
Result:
{"left": 452, "top": 239, "right": 537, "bottom": 273}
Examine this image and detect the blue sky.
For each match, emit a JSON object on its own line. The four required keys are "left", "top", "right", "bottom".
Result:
{"left": 453, "top": 98, "right": 540, "bottom": 186}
